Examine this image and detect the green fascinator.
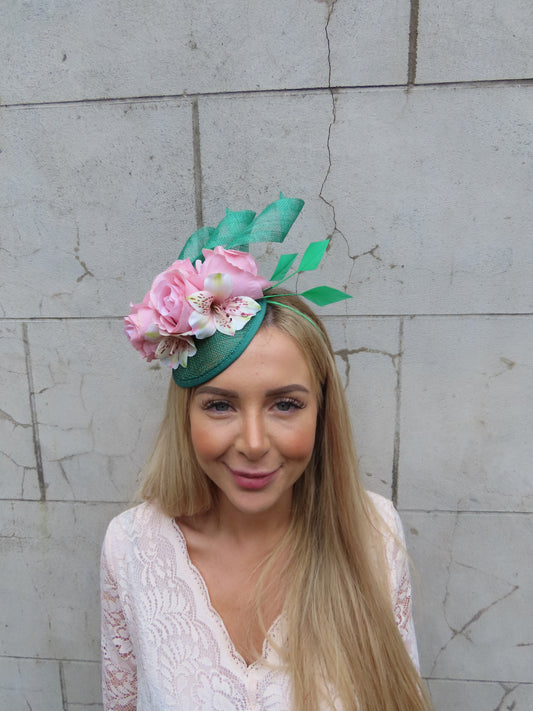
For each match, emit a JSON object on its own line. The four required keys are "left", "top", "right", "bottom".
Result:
{"left": 124, "top": 193, "right": 351, "bottom": 387}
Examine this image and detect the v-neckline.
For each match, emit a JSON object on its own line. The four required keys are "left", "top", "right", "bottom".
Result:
{"left": 171, "top": 517, "right": 283, "bottom": 670}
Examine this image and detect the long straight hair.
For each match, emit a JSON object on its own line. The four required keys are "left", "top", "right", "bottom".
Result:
{"left": 141, "top": 293, "right": 432, "bottom": 711}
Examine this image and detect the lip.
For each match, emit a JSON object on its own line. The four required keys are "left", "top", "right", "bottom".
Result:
{"left": 228, "top": 467, "right": 279, "bottom": 491}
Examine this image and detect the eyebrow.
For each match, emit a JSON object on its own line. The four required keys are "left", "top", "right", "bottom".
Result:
{"left": 194, "top": 384, "right": 311, "bottom": 397}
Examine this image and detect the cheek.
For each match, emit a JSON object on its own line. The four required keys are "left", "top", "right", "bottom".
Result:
{"left": 281, "top": 421, "right": 317, "bottom": 461}
{"left": 190, "top": 416, "right": 217, "bottom": 462}
{"left": 190, "top": 414, "right": 234, "bottom": 464}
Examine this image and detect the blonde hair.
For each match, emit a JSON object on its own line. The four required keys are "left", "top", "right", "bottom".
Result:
{"left": 141, "top": 293, "right": 432, "bottom": 711}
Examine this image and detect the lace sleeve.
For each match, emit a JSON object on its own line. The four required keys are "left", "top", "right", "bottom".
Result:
{"left": 100, "top": 524, "right": 138, "bottom": 710}
{"left": 384, "top": 503, "right": 420, "bottom": 671}
{"left": 368, "top": 493, "right": 420, "bottom": 671}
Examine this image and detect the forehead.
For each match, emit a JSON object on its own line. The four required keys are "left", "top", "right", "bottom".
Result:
{"left": 201, "top": 327, "right": 314, "bottom": 393}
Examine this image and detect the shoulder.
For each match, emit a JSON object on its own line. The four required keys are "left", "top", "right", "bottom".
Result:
{"left": 366, "top": 491, "right": 404, "bottom": 537}
{"left": 104, "top": 501, "right": 162, "bottom": 538}
{"left": 102, "top": 501, "right": 172, "bottom": 566}
{"left": 365, "top": 492, "right": 413, "bottom": 615}
{"left": 365, "top": 491, "right": 408, "bottom": 573}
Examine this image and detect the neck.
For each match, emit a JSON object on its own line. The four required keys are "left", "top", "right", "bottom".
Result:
{"left": 191, "top": 491, "right": 293, "bottom": 550}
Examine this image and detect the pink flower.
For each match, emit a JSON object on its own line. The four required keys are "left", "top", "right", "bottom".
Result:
{"left": 149, "top": 258, "right": 201, "bottom": 334}
{"left": 155, "top": 335, "right": 197, "bottom": 369}
{"left": 124, "top": 295, "right": 161, "bottom": 361}
{"left": 188, "top": 273, "right": 261, "bottom": 339}
{"left": 125, "top": 247, "right": 268, "bottom": 368}
{"left": 197, "top": 247, "right": 270, "bottom": 299}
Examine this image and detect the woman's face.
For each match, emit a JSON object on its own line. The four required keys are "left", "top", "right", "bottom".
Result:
{"left": 189, "top": 327, "right": 318, "bottom": 520}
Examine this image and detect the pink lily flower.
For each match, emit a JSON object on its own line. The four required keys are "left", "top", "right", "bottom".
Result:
{"left": 155, "top": 335, "right": 197, "bottom": 369}
{"left": 187, "top": 273, "right": 261, "bottom": 339}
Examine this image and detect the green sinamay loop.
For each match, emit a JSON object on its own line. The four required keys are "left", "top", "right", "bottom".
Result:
{"left": 178, "top": 193, "right": 304, "bottom": 263}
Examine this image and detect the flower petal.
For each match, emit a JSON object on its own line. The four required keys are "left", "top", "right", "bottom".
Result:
{"left": 203, "top": 272, "right": 233, "bottom": 302}
{"left": 213, "top": 305, "right": 235, "bottom": 336}
{"left": 188, "top": 309, "right": 217, "bottom": 339}
{"left": 187, "top": 290, "right": 214, "bottom": 314}
{"left": 225, "top": 296, "right": 261, "bottom": 317}
{"left": 218, "top": 296, "right": 261, "bottom": 334}
{"left": 144, "top": 323, "right": 161, "bottom": 341}
{"left": 198, "top": 250, "right": 269, "bottom": 299}
{"left": 156, "top": 336, "right": 197, "bottom": 368}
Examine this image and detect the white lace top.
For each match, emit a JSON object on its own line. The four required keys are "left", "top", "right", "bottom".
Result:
{"left": 101, "top": 492, "right": 419, "bottom": 710}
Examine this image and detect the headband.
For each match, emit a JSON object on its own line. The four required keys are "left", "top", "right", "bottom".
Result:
{"left": 124, "top": 193, "right": 351, "bottom": 387}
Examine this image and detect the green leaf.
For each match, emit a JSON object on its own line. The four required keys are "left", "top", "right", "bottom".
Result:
{"left": 296, "top": 239, "right": 329, "bottom": 273}
{"left": 300, "top": 286, "right": 352, "bottom": 306}
{"left": 269, "top": 253, "right": 298, "bottom": 281}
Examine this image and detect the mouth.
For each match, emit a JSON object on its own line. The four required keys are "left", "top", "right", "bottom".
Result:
{"left": 227, "top": 467, "right": 279, "bottom": 490}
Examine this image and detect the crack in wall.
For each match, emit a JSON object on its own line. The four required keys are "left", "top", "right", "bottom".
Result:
{"left": 431, "top": 513, "right": 520, "bottom": 677}
{"left": 58, "top": 461, "right": 76, "bottom": 499}
{"left": 335, "top": 322, "right": 403, "bottom": 504}
{"left": 59, "top": 660, "right": 68, "bottom": 711}
{"left": 2, "top": 451, "right": 33, "bottom": 481}
{"left": 74, "top": 228, "right": 94, "bottom": 283}
{"left": 5, "top": 77, "right": 533, "bottom": 111}
{"left": 21, "top": 467, "right": 33, "bottom": 498}
{"left": 319, "top": 0, "right": 345, "bottom": 247}
{"left": 391, "top": 318, "right": 404, "bottom": 506}
{"left": 430, "top": 510, "right": 459, "bottom": 676}
{"left": 487, "top": 356, "right": 517, "bottom": 382}
{"left": 22, "top": 324, "right": 46, "bottom": 501}
{"left": 334, "top": 345, "right": 401, "bottom": 391}
{"left": 493, "top": 683, "right": 519, "bottom": 711}
{"left": 408, "top": 0, "right": 420, "bottom": 86}
{"left": 192, "top": 97, "right": 204, "bottom": 229}
{"left": 0, "top": 408, "right": 32, "bottom": 429}
{"left": 452, "top": 584, "right": 519, "bottom": 638}
{"left": 352, "top": 245, "right": 382, "bottom": 263}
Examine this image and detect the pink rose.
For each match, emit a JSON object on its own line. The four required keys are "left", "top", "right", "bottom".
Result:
{"left": 149, "top": 258, "right": 201, "bottom": 334}
{"left": 124, "top": 295, "right": 160, "bottom": 361}
{"left": 197, "top": 247, "right": 270, "bottom": 299}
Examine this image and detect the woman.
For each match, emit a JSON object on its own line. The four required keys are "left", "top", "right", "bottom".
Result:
{"left": 101, "top": 195, "right": 432, "bottom": 710}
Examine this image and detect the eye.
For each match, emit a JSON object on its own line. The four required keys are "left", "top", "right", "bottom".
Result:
{"left": 202, "top": 399, "right": 233, "bottom": 413}
{"left": 274, "top": 397, "right": 304, "bottom": 412}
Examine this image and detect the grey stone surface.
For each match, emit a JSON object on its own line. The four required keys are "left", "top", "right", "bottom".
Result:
{"left": 199, "top": 92, "right": 334, "bottom": 226}
{"left": 417, "top": 0, "right": 533, "bottom": 83}
{"left": 1, "top": 0, "right": 332, "bottom": 104}
{"left": 327, "top": 316, "right": 401, "bottom": 498}
{"left": 1, "top": 100, "right": 195, "bottom": 319}
{"left": 0, "top": 500, "right": 122, "bottom": 660}
{"left": 329, "top": 0, "right": 411, "bottom": 86}
{"left": 1, "top": 0, "right": 415, "bottom": 105}
{"left": 399, "top": 316, "right": 533, "bottom": 511}
{"left": 27, "top": 319, "right": 169, "bottom": 502}
{"left": 324, "top": 85, "right": 533, "bottom": 315}
{"left": 0, "top": 323, "right": 40, "bottom": 499}
{"left": 62, "top": 660, "right": 103, "bottom": 710}
{"left": 404, "top": 511, "right": 533, "bottom": 682}
{"left": 0, "top": 658, "right": 62, "bottom": 711}
{"left": 428, "top": 679, "right": 533, "bottom": 711}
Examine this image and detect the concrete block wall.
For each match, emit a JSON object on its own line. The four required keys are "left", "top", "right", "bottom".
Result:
{"left": 1, "top": 1, "right": 532, "bottom": 708}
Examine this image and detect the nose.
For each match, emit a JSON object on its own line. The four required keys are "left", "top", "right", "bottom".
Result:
{"left": 235, "top": 410, "right": 269, "bottom": 460}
